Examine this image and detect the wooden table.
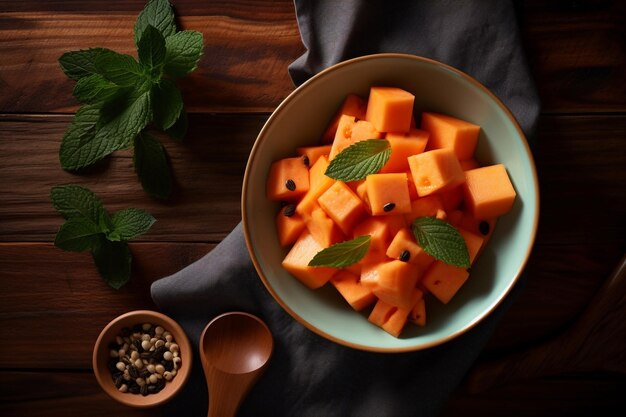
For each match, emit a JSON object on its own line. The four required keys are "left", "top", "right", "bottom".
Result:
{"left": 1, "top": 1, "right": 624, "bottom": 415}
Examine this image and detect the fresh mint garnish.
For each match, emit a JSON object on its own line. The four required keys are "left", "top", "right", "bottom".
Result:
{"left": 325, "top": 139, "right": 391, "bottom": 182}
{"left": 57, "top": 0, "right": 204, "bottom": 199}
{"left": 308, "top": 235, "right": 371, "bottom": 268}
{"left": 133, "top": 133, "right": 173, "bottom": 199}
{"left": 134, "top": 0, "right": 177, "bottom": 46}
{"left": 51, "top": 185, "right": 155, "bottom": 288}
{"left": 163, "top": 31, "right": 205, "bottom": 77}
{"left": 411, "top": 217, "right": 470, "bottom": 268}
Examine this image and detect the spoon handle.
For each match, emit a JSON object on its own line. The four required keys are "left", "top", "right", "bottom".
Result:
{"left": 207, "top": 369, "right": 260, "bottom": 417}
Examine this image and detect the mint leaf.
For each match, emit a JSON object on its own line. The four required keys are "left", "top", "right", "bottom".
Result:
{"left": 59, "top": 105, "right": 101, "bottom": 170}
{"left": 308, "top": 236, "right": 371, "bottom": 268}
{"left": 134, "top": 133, "right": 173, "bottom": 199}
{"left": 95, "top": 89, "right": 152, "bottom": 153}
{"left": 163, "top": 31, "right": 204, "bottom": 78}
{"left": 138, "top": 25, "right": 166, "bottom": 77}
{"left": 165, "top": 106, "right": 188, "bottom": 141}
{"left": 325, "top": 139, "right": 391, "bottom": 181}
{"left": 59, "top": 48, "right": 113, "bottom": 81}
{"left": 60, "top": 91, "right": 150, "bottom": 170}
{"left": 54, "top": 218, "right": 102, "bottom": 252}
{"left": 134, "top": 0, "right": 176, "bottom": 45}
{"left": 94, "top": 51, "right": 144, "bottom": 86}
{"left": 412, "top": 217, "right": 470, "bottom": 268}
{"left": 151, "top": 79, "right": 183, "bottom": 130}
{"left": 73, "top": 74, "right": 124, "bottom": 104}
{"left": 92, "top": 236, "right": 132, "bottom": 289}
{"left": 50, "top": 184, "right": 104, "bottom": 224}
{"left": 110, "top": 208, "right": 156, "bottom": 241}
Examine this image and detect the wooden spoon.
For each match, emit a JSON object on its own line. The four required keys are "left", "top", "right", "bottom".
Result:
{"left": 200, "top": 312, "right": 274, "bottom": 417}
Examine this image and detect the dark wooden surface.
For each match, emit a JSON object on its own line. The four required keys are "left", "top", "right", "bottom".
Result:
{"left": 0, "top": 1, "right": 625, "bottom": 416}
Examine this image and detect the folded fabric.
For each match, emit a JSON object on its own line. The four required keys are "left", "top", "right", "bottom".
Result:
{"left": 151, "top": 1, "right": 540, "bottom": 416}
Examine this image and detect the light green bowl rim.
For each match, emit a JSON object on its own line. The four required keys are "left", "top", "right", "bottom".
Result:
{"left": 242, "top": 53, "right": 540, "bottom": 352}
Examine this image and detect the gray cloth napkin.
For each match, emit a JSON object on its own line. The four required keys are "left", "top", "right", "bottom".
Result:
{"left": 151, "top": 1, "right": 540, "bottom": 416}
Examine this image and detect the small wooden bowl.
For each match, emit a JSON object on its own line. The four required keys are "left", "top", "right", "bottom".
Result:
{"left": 92, "top": 310, "right": 192, "bottom": 408}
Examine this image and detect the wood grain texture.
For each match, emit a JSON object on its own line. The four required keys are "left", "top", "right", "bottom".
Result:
{"left": 0, "top": 242, "right": 212, "bottom": 369}
{"left": 0, "top": 371, "right": 155, "bottom": 417}
{"left": 0, "top": 0, "right": 303, "bottom": 113}
{"left": 0, "top": 114, "right": 266, "bottom": 242}
{"left": 520, "top": 0, "right": 626, "bottom": 113}
{"left": 1, "top": 0, "right": 625, "bottom": 114}
{"left": 1, "top": 115, "right": 624, "bottom": 244}
{"left": 441, "top": 375, "right": 626, "bottom": 417}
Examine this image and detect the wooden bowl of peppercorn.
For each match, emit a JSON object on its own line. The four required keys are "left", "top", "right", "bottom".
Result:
{"left": 92, "top": 310, "right": 192, "bottom": 408}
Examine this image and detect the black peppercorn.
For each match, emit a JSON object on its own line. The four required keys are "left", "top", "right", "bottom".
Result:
{"left": 283, "top": 204, "right": 296, "bottom": 217}
{"left": 479, "top": 221, "right": 490, "bottom": 236}
{"left": 383, "top": 202, "right": 395, "bottom": 212}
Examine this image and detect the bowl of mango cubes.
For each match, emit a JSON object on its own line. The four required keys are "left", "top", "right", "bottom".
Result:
{"left": 242, "top": 53, "right": 539, "bottom": 352}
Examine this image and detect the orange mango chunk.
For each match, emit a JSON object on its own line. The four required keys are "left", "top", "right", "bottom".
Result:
{"left": 385, "top": 228, "right": 435, "bottom": 270}
{"left": 329, "top": 117, "right": 382, "bottom": 160}
{"left": 369, "top": 288, "right": 423, "bottom": 337}
{"left": 409, "top": 297, "right": 426, "bottom": 327}
{"left": 296, "top": 145, "right": 332, "bottom": 166}
{"left": 303, "top": 206, "right": 344, "bottom": 248}
{"left": 282, "top": 232, "right": 337, "bottom": 289}
{"left": 408, "top": 148, "right": 465, "bottom": 197}
{"left": 366, "top": 173, "right": 412, "bottom": 215}
{"left": 404, "top": 195, "right": 444, "bottom": 224}
{"left": 330, "top": 270, "right": 377, "bottom": 311}
{"left": 459, "top": 212, "right": 497, "bottom": 252}
{"left": 322, "top": 94, "right": 367, "bottom": 143}
{"left": 380, "top": 129, "right": 430, "bottom": 173}
{"left": 439, "top": 185, "right": 464, "bottom": 211}
{"left": 371, "top": 260, "right": 422, "bottom": 308}
{"left": 353, "top": 218, "right": 391, "bottom": 254}
{"left": 422, "top": 261, "right": 469, "bottom": 304}
{"left": 365, "top": 87, "right": 415, "bottom": 133}
{"left": 317, "top": 181, "right": 367, "bottom": 235}
{"left": 266, "top": 157, "right": 310, "bottom": 201}
{"left": 421, "top": 112, "right": 480, "bottom": 160}
{"left": 463, "top": 164, "right": 516, "bottom": 219}
{"left": 458, "top": 227, "right": 484, "bottom": 264}
{"left": 296, "top": 156, "right": 334, "bottom": 216}
{"left": 275, "top": 208, "right": 306, "bottom": 247}
{"left": 460, "top": 158, "right": 480, "bottom": 171}
{"left": 379, "top": 214, "right": 407, "bottom": 237}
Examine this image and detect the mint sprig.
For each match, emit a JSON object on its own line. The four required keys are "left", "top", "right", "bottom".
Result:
{"left": 411, "top": 217, "right": 470, "bottom": 268}
{"left": 57, "top": 0, "right": 204, "bottom": 199}
{"left": 51, "top": 185, "right": 155, "bottom": 289}
{"left": 325, "top": 139, "right": 391, "bottom": 182}
{"left": 308, "top": 235, "right": 371, "bottom": 268}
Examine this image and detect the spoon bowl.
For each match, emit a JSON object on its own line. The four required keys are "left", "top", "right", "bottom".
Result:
{"left": 200, "top": 312, "right": 273, "bottom": 417}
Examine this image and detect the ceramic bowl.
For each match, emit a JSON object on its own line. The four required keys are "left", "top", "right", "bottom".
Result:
{"left": 242, "top": 53, "right": 539, "bottom": 352}
{"left": 92, "top": 310, "right": 192, "bottom": 407}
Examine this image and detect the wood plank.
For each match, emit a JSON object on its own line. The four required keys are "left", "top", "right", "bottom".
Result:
{"left": 0, "top": 242, "right": 212, "bottom": 369}
{"left": 1, "top": 114, "right": 624, "bottom": 244}
{"left": 441, "top": 374, "right": 626, "bottom": 417}
{"left": 0, "top": 114, "right": 266, "bottom": 242}
{"left": 532, "top": 115, "right": 626, "bottom": 246}
{"left": 0, "top": 370, "right": 623, "bottom": 417}
{"left": 1, "top": 0, "right": 625, "bottom": 114}
{"left": 0, "top": 371, "right": 155, "bottom": 417}
{"left": 520, "top": 0, "right": 626, "bottom": 113}
{"left": 0, "top": 241, "right": 621, "bottom": 369}
{"left": 0, "top": 0, "right": 302, "bottom": 114}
